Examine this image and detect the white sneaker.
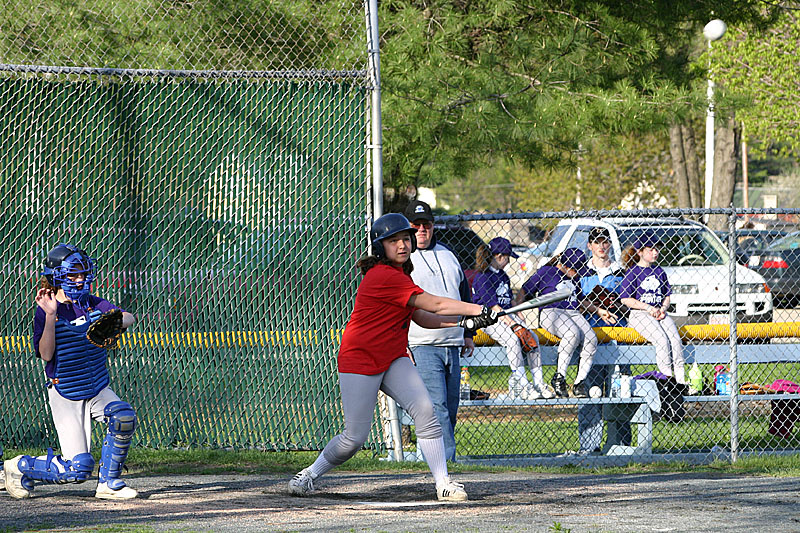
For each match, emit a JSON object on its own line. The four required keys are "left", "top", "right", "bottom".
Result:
{"left": 95, "top": 482, "right": 138, "bottom": 500}
{"left": 4, "top": 456, "right": 33, "bottom": 499}
{"left": 288, "top": 467, "right": 316, "bottom": 495}
{"left": 437, "top": 478, "right": 468, "bottom": 502}
{"left": 520, "top": 383, "right": 542, "bottom": 400}
{"left": 535, "top": 383, "right": 555, "bottom": 399}
{"left": 0, "top": 465, "right": 5, "bottom": 491}
{"left": 509, "top": 374, "right": 539, "bottom": 399}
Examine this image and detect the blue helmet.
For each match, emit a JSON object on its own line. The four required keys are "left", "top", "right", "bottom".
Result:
{"left": 42, "top": 244, "right": 96, "bottom": 306}
{"left": 370, "top": 213, "right": 417, "bottom": 258}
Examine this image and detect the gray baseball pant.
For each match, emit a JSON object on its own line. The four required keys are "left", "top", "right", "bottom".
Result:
{"left": 540, "top": 308, "right": 597, "bottom": 383}
{"left": 627, "top": 310, "right": 686, "bottom": 384}
{"left": 321, "top": 356, "right": 441, "bottom": 466}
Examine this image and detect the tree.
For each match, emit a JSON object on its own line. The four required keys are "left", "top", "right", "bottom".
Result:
{"left": 713, "top": 10, "right": 800, "bottom": 158}
{"left": 378, "top": 0, "right": 776, "bottom": 210}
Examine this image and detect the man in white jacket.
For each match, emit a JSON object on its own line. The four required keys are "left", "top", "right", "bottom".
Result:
{"left": 404, "top": 200, "right": 475, "bottom": 461}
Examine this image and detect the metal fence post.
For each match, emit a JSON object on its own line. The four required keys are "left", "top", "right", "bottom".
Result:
{"left": 365, "top": 0, "right": 403, "bottom": 462}
{"left": 727, "top": 205, "right": 739, "bottom": 462}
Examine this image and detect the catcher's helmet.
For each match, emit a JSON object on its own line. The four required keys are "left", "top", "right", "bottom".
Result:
{"left": 42, "top": 244, "right": 96, "bottom": 305}
{"left": 370, "top": 213, "right": 417, "bottom": 258}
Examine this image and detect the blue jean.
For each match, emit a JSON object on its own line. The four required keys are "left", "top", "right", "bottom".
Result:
{"left": 409, "top": 345, "right": 461, "bottom": 461}
{"left": 578, "top": 364, "right": 632, "bottom": 452}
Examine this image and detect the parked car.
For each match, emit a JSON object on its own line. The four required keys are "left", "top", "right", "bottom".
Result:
{"left": 715, "top": 228, "right": 788, "bottom": 264}
{"left": 746, "top": 231, "right": 800, "bottom": 305}
{"left": 537, "top": 217, "right": 774, "bottom": 326}
{"left": 435, "top": 224, "right": 534, "bottom": 290}
{"left": 434, "top": 223, "right": 486, "bottom": 285}
{"left": 507, "top": 243, "right": 547, "bottom": 290}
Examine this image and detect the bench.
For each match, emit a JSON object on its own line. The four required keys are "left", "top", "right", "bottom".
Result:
{"left": 395, "top": 330, "right": 800, "bottom": 463}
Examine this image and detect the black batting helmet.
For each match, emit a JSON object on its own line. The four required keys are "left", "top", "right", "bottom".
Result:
{"left": 370, "top": 213, "right": 417, "bottom": 258}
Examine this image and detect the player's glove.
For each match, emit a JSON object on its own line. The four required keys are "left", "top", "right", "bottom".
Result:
{"left": 458, "top": 306, "right": 499, "bottom": 333}
{"left": 86, "top": 309, "right": 125, "bottom": 349}
{"left": 511, "top": 324, "right": 538, "bottom": 353}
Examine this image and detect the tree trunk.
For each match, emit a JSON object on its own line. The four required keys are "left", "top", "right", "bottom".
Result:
{"left": 708, "top": 115, "right": 738, "bottom": 231}
{"left": 681, "top": 124, "right": 702, "bottom": 209}
{"left": 668, "top": 124, "right": 691, "bottom": 208}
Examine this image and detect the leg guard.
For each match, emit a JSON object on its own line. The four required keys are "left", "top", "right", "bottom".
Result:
{"left": 98, "top": 401, "right": 136, "bottom": 490}
{"left": 16, "top": 448, "right": 95, "bottom": 487}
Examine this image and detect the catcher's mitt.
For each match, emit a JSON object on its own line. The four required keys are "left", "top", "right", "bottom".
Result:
{"left": 86, "top": 309, "right": 124, "bottom": 349}
{"left": 511, "top": 324, "right": 538, "bottom": 353}
{"left": 584, "top": 285, "right": 628, "bottom": 317}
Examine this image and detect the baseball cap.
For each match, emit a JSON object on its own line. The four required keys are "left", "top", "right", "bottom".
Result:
{"left": 588, "top": 227, "right": 611, "bottom": 243}
{"left": 633, "top": 231, "right": 661, "bottom": 250}
{"left": 404, "top": 200, "right": 434, "bottom": 223}
{"left": 559, "top": 247, "right": 587, "bottom": 270}
{"left": 488, "top": 237, "right": 518, "bottom": 258}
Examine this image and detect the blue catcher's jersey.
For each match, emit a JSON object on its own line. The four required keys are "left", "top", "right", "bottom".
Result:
{"left": 52, "top": 309, "right": 110, "bottom": 400}
{"left": 580, "top": 261, "right": 627, "bottom": 328}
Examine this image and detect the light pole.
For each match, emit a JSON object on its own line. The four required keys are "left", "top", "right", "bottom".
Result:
{"left": 703, "top": 18, "right": 727, "bottom": 210}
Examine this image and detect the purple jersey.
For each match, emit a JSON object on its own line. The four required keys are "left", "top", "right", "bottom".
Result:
{"left": 521, "top": 265, "right": 580, "bottom": 310}
{"left": 619, "top": 265, "right": 671, "bottom": 307}
{"left": 33, "top": 295, "right": 120, "bottom": 379}
{"left": 471, "top": 267, "right": 513, "bottom": 309}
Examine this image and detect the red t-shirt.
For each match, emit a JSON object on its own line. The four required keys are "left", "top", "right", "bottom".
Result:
{"left": 338, "top": 263, "right": 424, "bottom": 374}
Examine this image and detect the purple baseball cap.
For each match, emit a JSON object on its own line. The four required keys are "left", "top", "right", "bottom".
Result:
{"left": 633, "top": 231, "right": 661, "bottom": 250}
{"left": 559, "top": 247, "right": 587, "bottom": 270}
{"left": 489, "top": 237, "right": 518, "bottom": 258}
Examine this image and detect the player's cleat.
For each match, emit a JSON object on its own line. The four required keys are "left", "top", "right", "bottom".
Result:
{"left": 572, "top": 381, "right": 589, "bottom": 398}
{"left": 436, "top": 479, "right": 468, "bottom": 502}
{"left": 288, "top": 467, "right": 317, "bottom": 495}
{"left": 550, "top": 373, "right": 568, "bottom": 398}
{"left": 4, "top": 456, "right": 33, "bottom": 499}
{"left": 535, "top": 383, "right": 555, "bottom": 399}
{"left": 95, "top": 482, "right": 138, "bottom": 500}
{"left": 508, "top": 375, "right": 541, "bottom": 400}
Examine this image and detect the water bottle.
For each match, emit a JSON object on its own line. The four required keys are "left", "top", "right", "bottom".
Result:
{"left": 610, "top": 365, "right": 622, "bottom": 398}
{"left": 715, "top": 369, "right": 732, "bottom": 395}
{"left": 460, "top": 367, "right": 471, "bottom": 401}
{"left": 689, "top": 362, "right": 703, "bottom": 393}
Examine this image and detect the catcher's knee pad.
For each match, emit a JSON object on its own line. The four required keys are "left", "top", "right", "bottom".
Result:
{"left": 99, "top": 401, "right": 136, "bottom": 487}
{"left": 16, "top": 449, "right": 95, "bottom": 487}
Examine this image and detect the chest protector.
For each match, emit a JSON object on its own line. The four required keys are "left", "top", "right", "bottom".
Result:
{"left": 52, "top": 309, "right": 109, "bottom": 400}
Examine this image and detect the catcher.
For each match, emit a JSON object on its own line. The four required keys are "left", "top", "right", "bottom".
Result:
{"left": 471, "top": 238, "right": 554, "bottom": 400}
{"left": 4, "top": 244, "right": 138, "bottom": 500}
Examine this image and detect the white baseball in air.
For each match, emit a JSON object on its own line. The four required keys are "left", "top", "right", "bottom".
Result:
{"left": 703, "top": 19, "right": 727, "bottom": 42}
{"left": 589, "top": 386, "right": 603, "bottom": 398}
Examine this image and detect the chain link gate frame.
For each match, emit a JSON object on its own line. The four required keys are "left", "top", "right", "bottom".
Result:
{"left": 388, "top": 207, "right": 800, "bottom": 466}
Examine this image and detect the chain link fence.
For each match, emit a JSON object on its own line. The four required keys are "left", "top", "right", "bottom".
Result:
{"left": 393, "top": 208, "right": 800, "bottom": 466}
{"left": 0, "top": 1, "right": 377, "bottom": 452}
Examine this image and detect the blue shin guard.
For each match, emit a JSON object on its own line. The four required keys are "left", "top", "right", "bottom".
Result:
{"left": 98, "top": 401, "right": 137, "bottom": 490}
{"left": 16, "top": 448, "right": 95, "bottom": 488}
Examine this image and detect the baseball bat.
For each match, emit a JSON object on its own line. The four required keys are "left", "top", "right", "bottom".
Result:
{"left": 497, "top": 288, "right": 572, "bottom": 317}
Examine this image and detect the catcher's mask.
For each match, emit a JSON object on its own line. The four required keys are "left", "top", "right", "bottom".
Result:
{"left": 42, "top": 243, "right": 96, "bottom": 306}
{"left": 370, "top": 213, "right": 417, "bottom": 258}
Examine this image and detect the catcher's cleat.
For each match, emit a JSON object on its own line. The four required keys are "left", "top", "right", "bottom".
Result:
{"left": 95, "top": 482, "right": 138, "bottom": 500}
{"left": 436, "top": 479, "right": 468, "bottom": 502}
{"left": 4, "top": 456, "right": 33, "bottom": 499}
{"left": 550, "top": 373, "right": 568, "bottom": 398}
{"left": 572, "top": 381, "right": 589, "bottom": 398}
{"left": 288, "top": 467, "right": 317, "bottom": 495}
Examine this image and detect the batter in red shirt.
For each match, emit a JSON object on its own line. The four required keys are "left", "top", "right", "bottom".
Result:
{"left": 289, "top": 213, "right": 497, "bottom": 502}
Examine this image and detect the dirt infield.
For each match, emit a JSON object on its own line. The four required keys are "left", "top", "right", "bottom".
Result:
{"left": 2, "top": 470, "right": 799, "bottom": 532}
